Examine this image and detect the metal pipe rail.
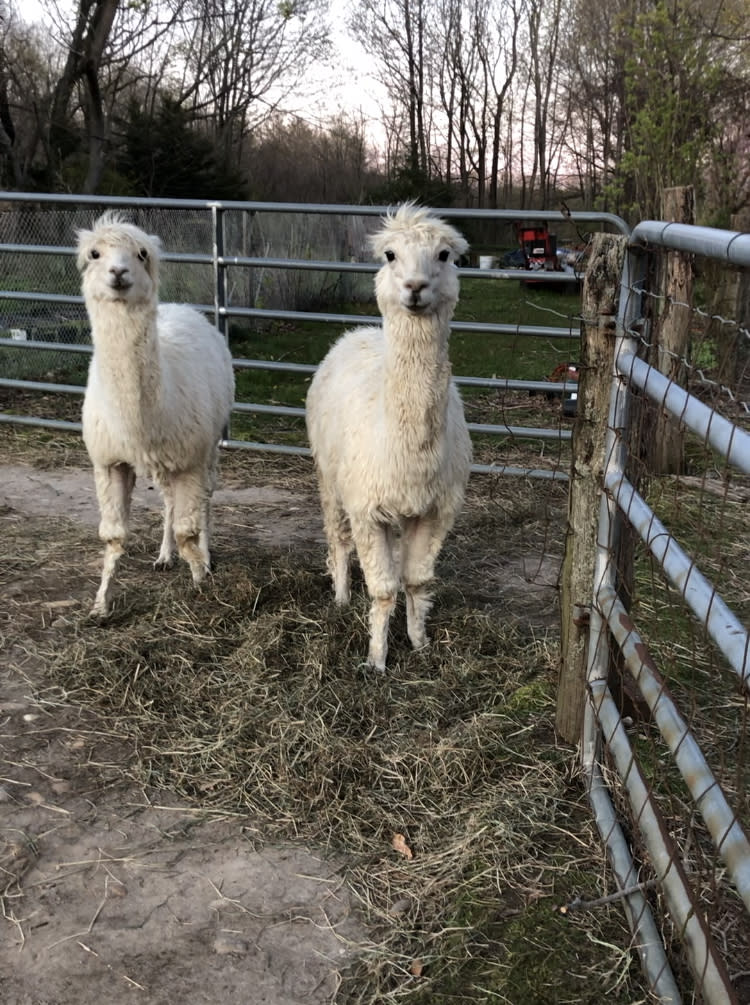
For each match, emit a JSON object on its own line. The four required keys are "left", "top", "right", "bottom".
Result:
{"left": 0, "top": 191, "right": 626, "bottom": 469}
{"left": 605, "top": 470, "right": 750, "bottom": 689}
{"left": 580, "top": 219, "right": 750, "bottom": 1003}
{"left": 616, "top": 350, "right": 750, "bottom": 473}
{"left": 597, "top": 583, "right": 750, "bottom": 912}
{"left": 590, "top": 679, "right": 736, "bottom": 1003}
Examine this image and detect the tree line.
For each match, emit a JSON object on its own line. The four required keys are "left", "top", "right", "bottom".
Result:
{"left": 0, "top": 0, "right": 748, "bottom": 225}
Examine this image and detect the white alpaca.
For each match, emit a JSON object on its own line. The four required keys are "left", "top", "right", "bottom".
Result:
{"left": 305, "top": 203, "right": 472, "bottom": 671}
{"left": 77, "top": 211, "right": 235, "bottom": 616}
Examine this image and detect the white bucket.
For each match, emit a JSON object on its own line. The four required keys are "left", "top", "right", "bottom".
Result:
{"left": 478, "top": 255, "right": 496, "bottom": 270}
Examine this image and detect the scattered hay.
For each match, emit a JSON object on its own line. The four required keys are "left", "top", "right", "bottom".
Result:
{"left": 1, "top": 425, "right": 648, "bottom": 1003}
{"left": 34, "top": 558, "right": 640, "bottom": 1001}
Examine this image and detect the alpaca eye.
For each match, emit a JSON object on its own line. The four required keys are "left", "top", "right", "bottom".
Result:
{"left": 89, "top": 249, "right": 100, "bottom": 260}
{"left": 385, "top": 250, "right": 396, "bottom": 262}
{"left": 438, "top": 249, "right": 450, "bottom": 262}
{"left": 138, "top": 248, "right": 149, "bottom": 262}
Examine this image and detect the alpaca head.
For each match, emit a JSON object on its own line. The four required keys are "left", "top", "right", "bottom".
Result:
{"left": 76, "top": 211, "right": 161, "bottom": 309}
{"left": 371, "top": 202, "right": 469, "bottom": 318}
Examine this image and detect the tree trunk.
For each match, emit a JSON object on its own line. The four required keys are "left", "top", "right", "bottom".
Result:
{"left": 47, "top": 0, "right": 119, "bottom": 189}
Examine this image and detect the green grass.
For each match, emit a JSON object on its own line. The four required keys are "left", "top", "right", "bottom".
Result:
{"left": 229, "top": 277, "right": 582, "bottom": 447}
{"left": 0, "top": 270, "right": 582, "bottom": 459}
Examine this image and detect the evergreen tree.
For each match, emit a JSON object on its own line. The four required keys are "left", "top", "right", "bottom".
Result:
{"left": 119, "top": 97, "right": 247, "bottom": 200}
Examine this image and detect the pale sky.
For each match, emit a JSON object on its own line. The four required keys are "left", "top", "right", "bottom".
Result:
{"left": 293, "top": 0, "right": 387, "bottom": 138}
{"left": 17, "top": 0, "right": 384, "bottom": 134}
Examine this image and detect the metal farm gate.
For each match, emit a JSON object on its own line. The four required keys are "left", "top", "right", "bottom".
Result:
{"left": 560, "top": 223, "right": 750, "bottom": 1003}
{"left": 0, "top": 191, "right": 627, "bottom": 479}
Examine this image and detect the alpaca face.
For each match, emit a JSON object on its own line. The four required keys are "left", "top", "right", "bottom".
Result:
{"left": 77, "top": 213, "right": 161, "bottom": 309}
{"left": 371, "top": 203, "right": 469, "bottom": 317}
{"left": 374, "top": 239, "right": 461, "bottom": 316}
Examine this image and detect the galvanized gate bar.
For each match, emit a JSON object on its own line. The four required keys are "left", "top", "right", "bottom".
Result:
{"left": 631, "top": 220, "right": 750, "bottom": 266}
{"left": 597, "top": 582, "right": 750, "bottom": 912}
{"left": 0, "top": 413, "right": 80, "bottom": 432}
{"left": 604, "top": 471, "right": 750, "bottom": 689}
{"left": 590, "top": 679, "right": 737, "bottom": 1004}
{"left": 585, "top": 755, "right": 682, "bottom": 1005}
{"left": 581, "top": 223, "right": 750, "bottom": 1001}
{"left": 616, "top": 350, "right": 750, "bottom": 475}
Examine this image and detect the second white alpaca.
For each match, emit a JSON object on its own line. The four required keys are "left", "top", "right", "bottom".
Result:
{"left": 77, "top": 211, "right": 235, "bottom": 616}
{"left": 306, "top": 203, "right": 472, "bottom": 670}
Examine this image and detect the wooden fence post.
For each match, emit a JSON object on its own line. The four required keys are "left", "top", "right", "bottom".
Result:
{"left": 711, "top": 208, "right": 750, "bottom": 386}
{"left": 646, "top": 185, "right": 694, "bottom": 474}
{"left": 557, "top": 232, "right": 628, "bottom": 745}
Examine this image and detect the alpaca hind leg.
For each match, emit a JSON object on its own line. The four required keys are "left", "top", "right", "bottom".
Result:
{"left": 91, "top": 462, "right": 135, "bottom": 617}
{"left": 353, "top": 519, "right": 399, "bottom": 671}
{"left": 172, "top": 472, "right": 211, "bottom": 585}
{"left": 155, "top": 480, "right": 176, "bottom": 569}
{"left": 401, "top": 512, "right": 447, "bottom": 651}
{"left": 319, "top": 485, "right": 353, "bottom": 604}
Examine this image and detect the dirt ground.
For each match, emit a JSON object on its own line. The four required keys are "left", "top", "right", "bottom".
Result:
{"left": 0, "top": 447, "right": 562, "bottom": 1005}
{"left": 1, "top": 461, "right": 371, "bottom": 1005}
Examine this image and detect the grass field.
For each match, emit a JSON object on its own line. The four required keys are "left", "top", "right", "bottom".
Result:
{"left": 227, "top": 274, "right": 583, "bottom": 457}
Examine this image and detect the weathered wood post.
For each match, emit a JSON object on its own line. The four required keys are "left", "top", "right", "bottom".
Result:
{"left": 711, "top": 208, "right": 750, "bottom": 387}
{"left": 647, "top": 186, "right": 694, "bottom": 474}
{"left": 557, "top": 233, "right": 627, "bottom": 745}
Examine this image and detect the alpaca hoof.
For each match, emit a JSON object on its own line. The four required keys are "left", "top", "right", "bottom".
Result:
{"left": 359, "top": 658, "right": 386, "bottom": 674}
{"left": 365, "top": 649, "right": 387, "bottom": 673}
{"left": 154, "top": 556, "right": 175, "bottom": 571}
{"left": 89, "top": 602, "right": 110, "bottom": 621}
{"left": 409, "top": 632, "right": 429, "bottom": 652}
{"left": 190, "top": 564, "right": 211, "bottom": 587}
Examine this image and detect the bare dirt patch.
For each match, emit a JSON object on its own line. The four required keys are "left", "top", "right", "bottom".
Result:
{"left": 1, "top": 427, "right": 649, "bottom": 1004}
{"left": 1, "top": 456, "right": 365, "bottom": 1005}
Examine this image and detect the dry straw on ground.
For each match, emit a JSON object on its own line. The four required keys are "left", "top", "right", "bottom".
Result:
{"left": 1, "top": 426, "right": 654, "bottom": 1003}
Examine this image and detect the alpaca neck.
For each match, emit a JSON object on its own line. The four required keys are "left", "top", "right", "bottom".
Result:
{"left": 382, "top": 308, "right": 453, "bottom": 450}
{"left": 90, "top": 301, "right": 162, "bottom": 420}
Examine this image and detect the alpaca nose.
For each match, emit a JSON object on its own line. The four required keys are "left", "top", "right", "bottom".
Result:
{"left": 405, "top": 278, "right": 428, "bottom": 293}
{"left": 110, "top": 265, "right": 129, "bottom": 281}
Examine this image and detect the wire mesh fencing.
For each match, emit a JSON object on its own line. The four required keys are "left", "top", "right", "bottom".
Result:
{"left": 565, "top": 224, "right": 750, "bottom": 1003}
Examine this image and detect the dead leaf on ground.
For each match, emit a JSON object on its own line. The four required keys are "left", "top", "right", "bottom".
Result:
{"left": 391, "top": 833, "right": 413, "bottom": 859}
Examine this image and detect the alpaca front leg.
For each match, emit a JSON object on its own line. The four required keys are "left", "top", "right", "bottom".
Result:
{"left": 91, "top": 462, "right": 135, "bottom": 617}
{"left": 172, "top": 472, "right": 211, "bottom": 585}
{"left": 404, "top": 585, "right": 433, "bottom": 651}
{"left": 154, "top": 482, "right": 176, "bottom": 569}
{"left": 402, "top": 513, "right": 444, "bottom": 651}
{"left": 355, "top": 520, "right": 399, "bottom": 671}
{"left": 367, "top": 593, "right": 397, "bottom": 671}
